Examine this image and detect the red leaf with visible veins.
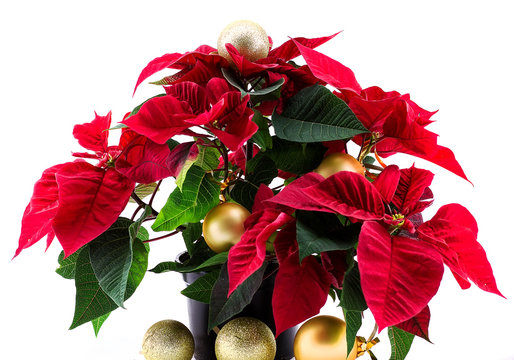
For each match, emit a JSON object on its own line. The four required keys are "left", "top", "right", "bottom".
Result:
{"left": 417, "top": 204, "right": 503, "bottom": 297}
{"left": 372, "top": 165, "right": 400, "bottom": 203}
{"left": 122, "top": 95, "right": 194, "bottom": 144}
{"left": 272, "top": 254, "right": 332, "bottom": 337}
{"left": 227, "top": 209, "right": 293, "bottom": 295}
{"left": 273, "top": 221, "right": 298, "bottom": 265}
{"left": 357, "top": 221, "right": 444, "bottom": 331}
{"left": 393, "top": 166, "right": 434, "bottom": 215}
{"left": 52, "top": 162, "right": 135, "bottom": 257}
{"left": 14, "top": 163, "right": 68, "bottom": 257}
{"left": 165, "top": 81, "right": 209, "bottom": 114}
{"left": 396, "top": 306, "right": 432, "bottom": 342}
{"left": 73, "top": 112, "right": 111, "bottom": 153}
{"left": 304, "top": 172, "right": 385, "bottom": 221}
{"left": 115, "top": 130, "right": 174, "bottom": 183}
{"left": 291, "top": 38, "right": 361, "bottom": 94}
{"left": 268, "top": 32, "right": 340, "bottom": 61}
{"left": 266, "top": 172, "right": 327, "bottom": 212}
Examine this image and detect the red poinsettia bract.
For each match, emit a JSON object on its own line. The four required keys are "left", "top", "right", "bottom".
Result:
{"left": 15, "top": 112, "right": 178, "bottom": 258}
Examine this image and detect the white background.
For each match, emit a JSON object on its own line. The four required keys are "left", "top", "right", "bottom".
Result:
{"left": 1, "top": 1, "right": 513, "bottom": 359}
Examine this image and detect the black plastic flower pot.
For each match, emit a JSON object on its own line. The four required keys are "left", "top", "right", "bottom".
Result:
{"left": 179, "top": 253, "right": 297, "bottom": 360}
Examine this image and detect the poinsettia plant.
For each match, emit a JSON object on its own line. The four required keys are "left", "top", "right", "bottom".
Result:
{"left": 15, "top": 22, "right": 502, "bottom": 358}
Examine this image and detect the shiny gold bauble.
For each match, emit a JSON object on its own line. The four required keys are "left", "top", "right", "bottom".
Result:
{"left": 294, "top": 315, "right": 358, "bottom": 360}
{"left": 215, "top": 317, "right": 276, "bottom": 360}
{"left": 217, "top": 20, "right": 270, "bottom": 63}
{"left": 202, "top": 202, "right": 250, "bottom": 253}
{"left": 314, "top": 153, "right": 366, "bottom": 178}
{"left": 141, "top": 320, "right": 194, "bottom": 360}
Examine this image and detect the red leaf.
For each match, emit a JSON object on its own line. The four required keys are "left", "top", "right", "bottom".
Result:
{"left": 268, "top": 32, "right": 340, "bottom": 62}
{"left": 357, "top": 221, "right": 444, "bottom": 331}
{"left": 165, "top": 141, "right": 199, "bottom": 177}
{"left": 115, "top": 130, "right": 174, "bottom": 183}
{"left": 73, "top": 112, "right": 111, "bottom": 153}
{"left": 121, "top": 95, "right": 195, "bottom": 144}
{"left": 206, "top": 77, "right": 237, "bottom": 104}
{"left": 207, "top": 93, "right": 258, "bottom": 151}
{"left": 303, "top": 172, "right": 385, "bottom": 221}
{"left": 395, "top": 306, "right": 432, "bottom": 342}
{"left": 252, "top": 184, "right": 275, "bottom": 213}
{"left": 321, "top": 250, "right": 348, "bottom": 289}
{"left": 227, "top": 209, "right": 293, "bottom": 295}
{"left": 372, "top": 165, "right": 400, "bottom": 203}
{"left": 417, "top": 204, "right": 503, "bottom": 297}
{"left": 133, "top": 52, "right": 183, "bottom": 95}
{"left": 392, "top": 165, "right": 434, "bottom": 215}
{"left": 52, "top": 162, "right": 135, "bottom": 257}
{"left": 165, "top": 81, "right": 209, "bottom": 114}
{"left": 273, "top": 221, "right": 298, "bottom": 265}
{"left": 266, "top": 172, "right": 327, "bottom": 212}
{"left": 272, "top": 255, "right": 332, "bottom": 337}
{"left": 291, "top": 38, "right": 361, "bottom": 94}
{"left": 14, "top": 163, "right": 68, "bottom": 257}
{"left": 224, "top": 43, "right": 278, "bottom": 77}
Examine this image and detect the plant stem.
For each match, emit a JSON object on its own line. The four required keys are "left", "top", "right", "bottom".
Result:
{"left": 143, "top": 230, "right": 180, "bottom": 243}
{"left": 148, "top": 180, "right": 162, "bottom": 207}
{"left": 367, "top": 323, "right": 378, "bottom": 343}
{"left": 130, "top": 192, "right": 158, "bottom": 216}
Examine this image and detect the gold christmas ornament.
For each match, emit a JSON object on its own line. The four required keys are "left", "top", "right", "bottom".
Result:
{"left": 141, "top": 319, "right": 194, "bottom": 360}
{"left": 293, "top": 315, "right": 358, "bottom": 360}
{"left": 217, "top": 20, "right": 270, "bottom": 63}
{"left": 202, "top": 202, "right": 250, "bottom": 253}
{"left": 215, "top": 317, "right": 276, "bottom": 360}
{"left": 314, "top": 153, "right": 366, "bottom": 178}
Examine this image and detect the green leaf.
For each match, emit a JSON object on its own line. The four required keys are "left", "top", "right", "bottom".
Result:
{"left": 181, "top": 270, "right": 221, "bottom": 303}
{"left": 389, "top": 326, "right": 415, "bottom": 360}
{"left": 251, "top": 109, "right": 273, "bottom": 151}
{"left": 129, "top": 206, "right": 153, "bottom": 244}
{"left": 195, "top": 145, "right": 221, "bottom": 171}
{"left": 221, "top": 68, "right": 246, "bottom": 93}
{"left": 176, "top": 145, "right": 221, "bottom": 190}
{"left": 296, "top": 211, "right": 361, "bottom": 262}
{"left": 107, "top": 123, "right": 128, "bottom": 130}
{"left": 190, "top": 252, "right": 228, "bottom": 272}
{"left": 344, "top": 310, "right": 362, "bottom": 356}
{"left": 262, "top": 137, "right": 326, "bottom": 174}
{"left": 249, "top": 78, "right": 285, "bottom": 103}
{"left": 129, "top": 183, "right": 158, "bottom": 203}
{"left": 152, "top": 166, "right": 221, "bottom": 232}
{"left": 272, "top": 84, "right": 368, "bottom": 143}
{"left": 208, "top": 262, "right": 267, "bottom": 331}
{"left": 149, "top": 241, "right": 216, "bottom": 274}
{"left": 70, "top": 238, "right": 149, "bottom": 330}
{"left": 340, "top": 263, "right": 367, "bottom": 312}
{"left": 89, "top": 218, "right": 134, "bottom": 308}
{"left": 182, "top": 222, "right": 203, "bottom": 256}
{"left": 230, "top": 155, "right": 278, "bottom": 211}
{"left": 56, "top": 250, "right": 82, "bottom": 279}
{"left": 92, "top": 313, "right": 110, "bottom": 337}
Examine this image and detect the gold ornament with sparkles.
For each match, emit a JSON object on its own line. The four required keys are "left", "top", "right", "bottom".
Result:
{"left": 294, "top": 315, "right": 358, "bottom": 360}
{"left": 215, "top": 317, "right": 276, "bottom": 360}
{"left": 202, "top": 202, "right": 250, "bottom": 253}
{"left": 141, "top": 320, "right": 194, "bottom": 360}
{"left": 217, "top": 20, "right": 270, "bottom": 64}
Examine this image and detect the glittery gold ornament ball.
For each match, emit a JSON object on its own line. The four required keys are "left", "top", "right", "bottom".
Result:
{"left": 141, "top": 320, "right": 194, "bottom": 360}
{"left": 217, "top": 20, "right": 270, "bottom": 63}
{"left": 215, "top": 317, "right": 276, "bottom": 360}
{"left": 294, "top": 315, "right": 358, "bottom": 360}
